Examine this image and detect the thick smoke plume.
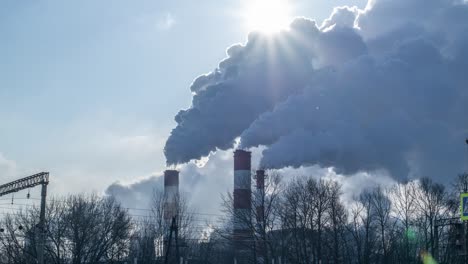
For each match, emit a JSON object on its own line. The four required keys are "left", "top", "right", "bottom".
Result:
{"left": 165, "top": 0, "right": 468, "bottom": 181}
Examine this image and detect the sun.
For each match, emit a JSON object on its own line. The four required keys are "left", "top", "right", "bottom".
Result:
{"left": 242, "top": 0, "right": 292, "bottom": 34}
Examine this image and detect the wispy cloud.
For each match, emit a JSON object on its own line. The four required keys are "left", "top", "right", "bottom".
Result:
{"left": 157, "top": 12, "right": 176, "bottom": 31}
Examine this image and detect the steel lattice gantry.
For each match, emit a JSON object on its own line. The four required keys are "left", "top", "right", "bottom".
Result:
{"left": 0, "top": 172, "right": 49, "bottom": 197}
{"left": 0, "top": 172, "right": 49, "bottom": 264}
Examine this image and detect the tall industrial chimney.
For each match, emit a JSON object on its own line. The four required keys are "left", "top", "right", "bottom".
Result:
{"left": 164, "top": 169, "right": 179, "bottom": 222}
{"left": 163, "top": 169, "right": 179, "bottom": 257}
{"left": 233, "top": 150, "right": 252, "bottom": 262}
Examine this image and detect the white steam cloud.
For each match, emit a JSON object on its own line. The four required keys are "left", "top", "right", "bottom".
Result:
{"left": 164, "top": 0, "right": 468, "bottom": 182}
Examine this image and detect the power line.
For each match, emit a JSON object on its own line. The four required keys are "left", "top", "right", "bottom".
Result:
{"left": 19, "top": 196, "right": 226, "bottom": 217}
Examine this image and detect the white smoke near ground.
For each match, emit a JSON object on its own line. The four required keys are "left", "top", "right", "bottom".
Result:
{"left": 106, "top": 175, "right": 164, "bottom": 210}
{"left": 105, "top": 148, "right": 265, "bottom": 217}
{"left": 106, "top": 148, "right": 396, "bottom": 218}
{"left": 165, "top": 0, "right": 468, "bottom": 183}
{"left": 274, "top": 166, "right": 396, "bottom": 198}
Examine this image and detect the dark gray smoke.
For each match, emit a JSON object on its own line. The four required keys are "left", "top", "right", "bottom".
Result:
{"left": 165, "top": 0, "right": 468, "bottom": 181}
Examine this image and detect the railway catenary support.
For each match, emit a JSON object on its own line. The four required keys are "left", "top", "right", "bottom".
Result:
{"left": 0, "top": 172, "right": 49, "bottom": 264}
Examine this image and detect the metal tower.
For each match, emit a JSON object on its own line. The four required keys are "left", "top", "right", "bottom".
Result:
{"left": 0, "top": 172, "right": 49, "bottom": 264}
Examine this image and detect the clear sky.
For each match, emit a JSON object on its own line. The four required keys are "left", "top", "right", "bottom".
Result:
{"left": 0, "top": 0, "right": 366, "bottom": 194}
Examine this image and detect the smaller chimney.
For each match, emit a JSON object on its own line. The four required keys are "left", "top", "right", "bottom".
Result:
{"left": 255, "top": 170, "right": 266, "bottom": 263}
{"left": 255, "top": 170, "right": 265, "bottom": 223}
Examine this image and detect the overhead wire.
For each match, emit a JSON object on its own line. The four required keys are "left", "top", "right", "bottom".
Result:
{"left": 0, "top": 195, "right": 233, "bottom": 243}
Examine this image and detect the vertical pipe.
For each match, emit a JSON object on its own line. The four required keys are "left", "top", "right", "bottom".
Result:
{"left": 233, "top": 150, "right": 252, "bottom": 262}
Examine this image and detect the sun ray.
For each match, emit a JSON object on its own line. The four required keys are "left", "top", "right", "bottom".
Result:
{"left": 242, "top": 0, "right": 292, "bottom": 34}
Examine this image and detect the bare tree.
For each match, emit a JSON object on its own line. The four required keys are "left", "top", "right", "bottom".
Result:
{"left": 413, "top": 177, "right": 448, "bottom": 255}
{"left": 0, "top": 194, "right": 132, "bottom": 264}
{"left": 390, "top": 181, "right": 417, "bottom": 264}
{"left": 312, "top": 179, "right": 334, "bottom": 264}
{"left": 129, "top": 217, "right": 157, "bottom": 264}
{"left": 65, "top": 194, "right": 132, "bottom": 264}
{"left": 218, "top": 170, "right": 283, "bottom": 264}
{"left": 358, "top": 190, "right": 378, "bottom": 264}
{"left": 246, "top": 171, "right": 282, "bottom": 263}
{"left": 327, "top": 180, "right": 347, "bottom": 264}
{"left": 369, "top": 187, "right": 394, "bottom": 264}
{"left": 453, "top": 173, "right": 468, "bottom": 194}
{"left": 347, "top": 200, "right": 367, "bottom": 264}
{"left": 279, "top": 176, "right": 349, "bottom": 264}
{"left": 279, "top": 176, "right": 313, "bottom": 264}
{"left": 0, "top": 213, "right": 30, "bottom": 264}
{"left": 44, "top": 198, "right": 68, "bottom": 264}
{"left": 0, "top": 200, "right": 69, "bottom": 264}
{"left": 128, "top": 188, "right": 196, "bottom": 263}
{"left": 150, "top": 189, "right": 195, "bottom": 245}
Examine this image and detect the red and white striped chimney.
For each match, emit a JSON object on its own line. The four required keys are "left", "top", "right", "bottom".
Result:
{"left": 233, "top": 150, "right": 252, "bottom": 253}
{"left": 164, "top": 169, "right": 179, "bottom": 222}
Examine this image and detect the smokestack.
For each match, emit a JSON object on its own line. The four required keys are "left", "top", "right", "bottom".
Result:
{"left": 164, "top": 169, "right": 179, "bottom": 222}
{"left": 233, "top": 150, "right": 252, "bottom": 258}
{"left": 255, "top": 170, "right": 266, "bottom": 262}
{"left": 255, "top": 169, "right": 265, "bottom": 223}
{"left": 163, "top": 170, "right": 179, "bottom": 257}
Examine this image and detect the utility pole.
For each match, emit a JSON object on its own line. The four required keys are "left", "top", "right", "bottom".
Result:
{"left": 37, "top": 182, "right": 48, "bottom": 264}
{"left": 164, "top": 216, "right": 179, "bottom": 264}
{"left": 0, "top": 172, "right": 49, "bottom": 264}
{"left": 175, "top": 216, "right": 180, "bottom": 264}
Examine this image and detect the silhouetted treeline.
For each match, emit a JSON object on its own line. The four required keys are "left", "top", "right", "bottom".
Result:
{"left": 0, "top": 190, "right": 196, "bottom": 264}
{"left": 2, "top": 173, "right": 468, "bottom": 264}
{"left": 209, "top": 172, "right": 468, "bottom": 264}
{"left": 0, "top": 194, "right": 132, "bottom": 264}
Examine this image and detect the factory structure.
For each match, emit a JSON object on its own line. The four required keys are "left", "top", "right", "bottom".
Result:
{"left": 2, "top": 146, "right": 467, "bottom": 264}
{"left": 159, "top": 149, "right": 265, "bottom": 264}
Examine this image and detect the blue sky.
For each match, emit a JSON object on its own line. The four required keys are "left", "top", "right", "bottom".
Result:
{"left": 0, "top": 0, "right": 366, "bottom": 194}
